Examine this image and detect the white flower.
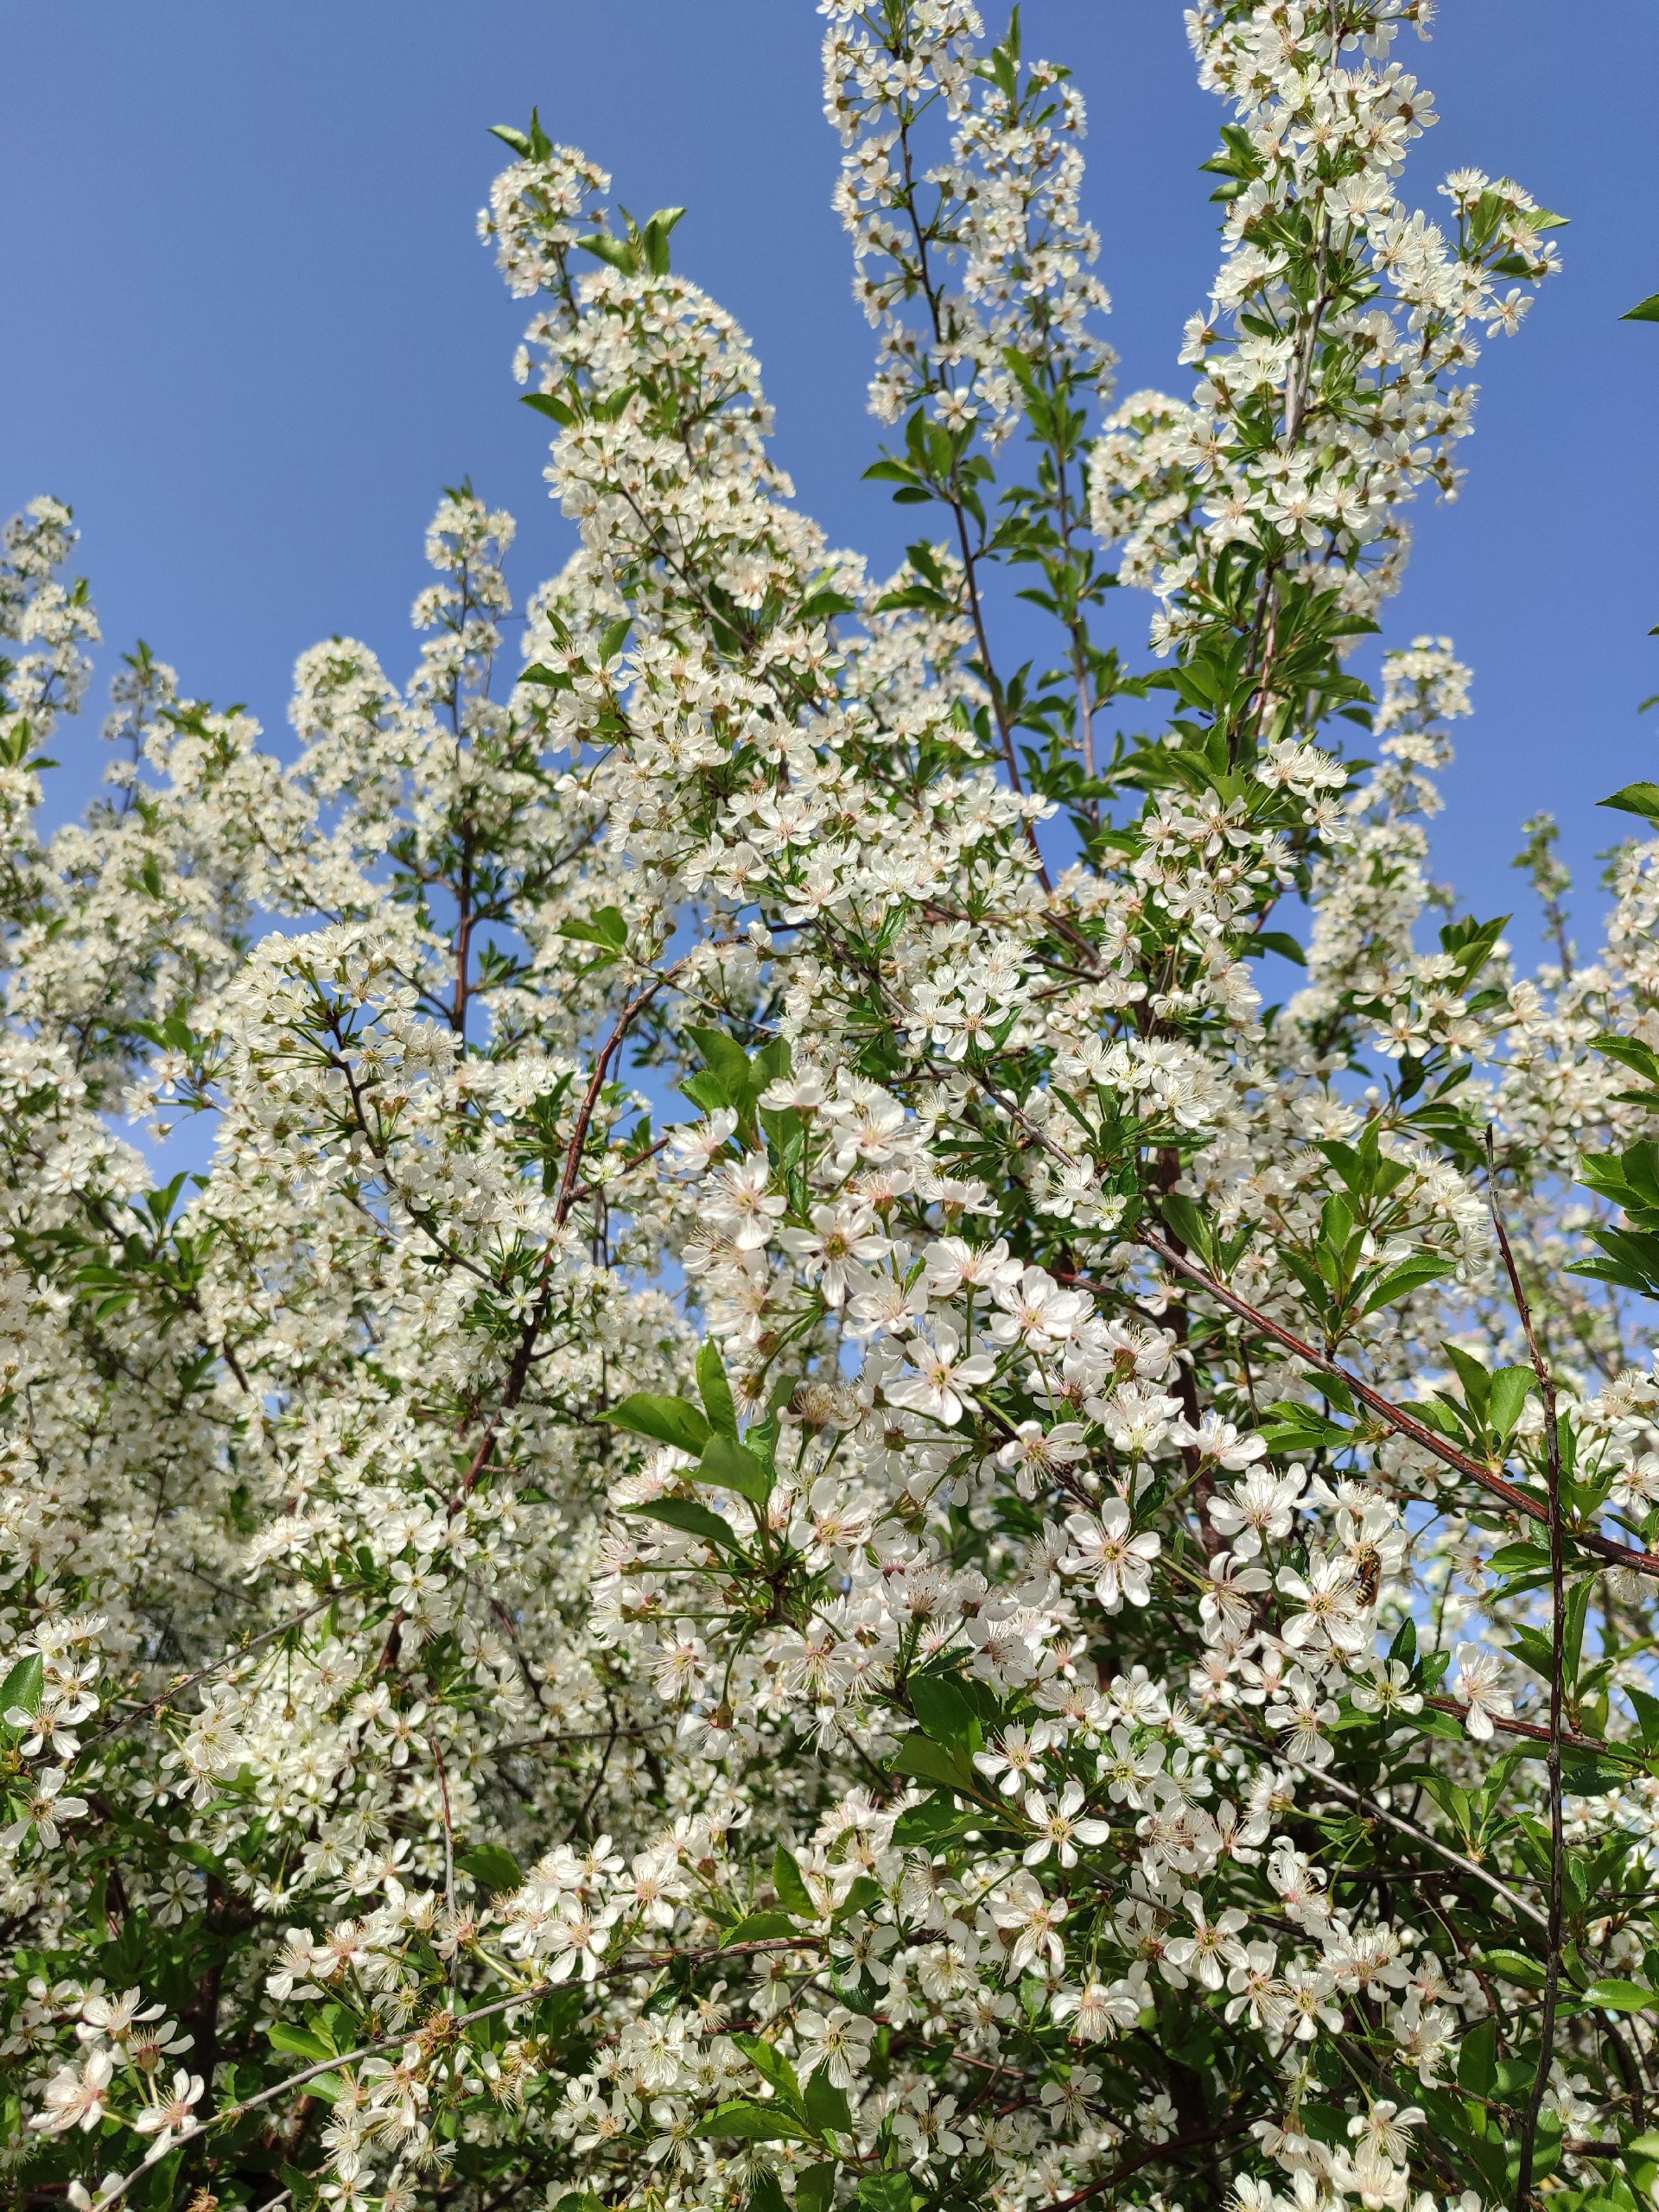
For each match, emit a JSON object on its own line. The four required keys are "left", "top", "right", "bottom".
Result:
{"left": 974, "top": 1721, "right": 1058, "bottom": 1796}
{"left": 1206, "top": 1466, "right": 1306, "bottom": 1559}
{"left": 30, "top": 2050, "right": 113, "bottom": 2135}
{"left": 1453, "top": 1643, "right": 1512, "bottom": 1740}
{"left": 1060, "top": 1502, "right": 1161, "bottom": 1611}
{"left": 1020, "top": 1781, "right": 1109, "bottom": 1868}
{"left": 1052, "top": 1966, "right": 1147, "bottom": 2041}
{"left": 1277, "top": 1554, "right": 1369, "bottom": 1654}
{"left": 1162, "top": 1891, "right": 1249, "bottom": 1991}
{"left": 1170, "top": 1412, "right": 1267, "bottom": 1470}
{"left": 1266, "top": 1667, "right": 1339, "bottom": 1767}
{"left": 885, "top": 1325, "right": 995, "bottom": 1427}
{"left": 3, "top": 1767, "right": 88, "bottom": 1852}
{"left": 793, "top": 2004, "right": 874, "bottom": 2089}
{"left": 776, "top": 1200, "right": 889, "bottom": 1307}
{"left": 133, "top": 2069, "right": 205, "bottom": 2159}
{"left": 1350, "top": 1660, "right": 1423, "bottom": 1718}
{"left": 543, "top": 1899, "right": 619, "bottom": 1982}
{"left": 990, "top": 1872, "right": 1069, "bottom": 1977}
{"left": 997, "top": 1420, "right": 1088, "bottom": 1499}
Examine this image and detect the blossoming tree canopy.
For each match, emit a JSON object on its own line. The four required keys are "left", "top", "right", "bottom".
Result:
{"left": 12, "top": 5, "right": 1659, "bottom": 2212}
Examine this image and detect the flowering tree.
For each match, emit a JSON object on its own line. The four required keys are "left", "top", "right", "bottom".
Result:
{"left": 6, "top": 9, "right": 1657, "bottom": 2212}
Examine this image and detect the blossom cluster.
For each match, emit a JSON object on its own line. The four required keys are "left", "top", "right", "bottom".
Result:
{"left": 0, "top": 15, "right": 1651, "bottom": 2212}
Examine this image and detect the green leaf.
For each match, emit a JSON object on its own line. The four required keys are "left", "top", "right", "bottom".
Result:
{"left": 752, "top": 1036, "right": 792, "bottom": 1095}
{"left": 1622, "top": 295, "right": 1659, "bottom": 324}
{"left": 686, "top": 1025, "right": 756, "bottom": 1108}
{"left": 1483, "top": 1948, "right": 1548, "bottom": 1990}
{"left": 798, "top": 2162, "right": 839, "bottom": 2212}
{"left": 734, "top": 2032, "right": 804, "bottom": 2109}
{"left": 721, "top": 1912, "right": 800, "bottom": 1947}
{"left": 798, "top": 589, "right": 857, "bottom": 626}
{"left": 891, "top": 1737, "right": 976, "bottom": 1791}
{"left": 600, "top": 1392, "right": 711, "bottom": 1455}
{"left": 131, "top": 2146, "right": 187, "bottom": 2212}
{"left": 268, "top": 2022, "right": 336, "bottom": 2063}
{"left": 1592, "top": 1032, "right": 1659, "bottom": 1092}
{"left": 1600, "top": 783, "right": 1659, "bottom": 821}
{"left": 682, "top": 1071, "right": 731, "bottom": 1117}
{"left": 1259, "top": 1400, "right": 1349, "bottom": 1452}
{"left": 696, "top": 2101, "right": 814, "bottom": 2143}
{"left": 521, "top": 391, "right": 575, "bottom": 427}
{"left": 1459, "top": 2017, "right": 1497, "bottom": 2096}
{"left": 1440, "top": 911, "right": 1510, "bottom": 976}
{"left": 1412, "top": 1707, "right": 1465, "bottom": 1741}
{"left": 907, "top": 1671, "right": 981, "bottom": 1751}
{"left": 804, "top": 2069, "right": 852, "bottom": 2137}
{"left": 697, "top": 1432, "right": 772, "bottom": 1504}
{"left": 1628, "top": 1682, "right": 1659, "bottom": 1752}
{"left": 458, "top": 1844, "right": 523, "bottom": 1894}
{"left": 626, "top": 1497, "right": 745, "bottom": 1553}
{"left": 0, "top": 1654, "right": 44, "bottom": 1723}
{"left": 1248, "top": 928, "right": 1306, "bottom": 967}
{"left": 1158, "top": 1192, "right": 1214, "bottom": 1264}
{"left": 836, "top": 1875, "right": 883, "bottom": 1921}
{"left": 697, "top": 1342, "right": 739, "bottom": 1437}
{"left": 1487, "top": 1364, "right": 1535, "bottom": 1444}
{"left": 773, "top": 1847, "right": 817, "bottom": 1919}
{"left": 1562, "top": 1750, "right": 1637, "bottom": 1797}
{"left": 578, "top": 230, "right": 638, "bottom": 274}
{"left": 1362, "top": 1255, "right": 1453, "bottom": 1314}
{"left": 856, "top": 2176, "right": 914, "bottom": 2212}
{"left": 1487, "top": 1539, "right": 1551, "bottom": 1577}
{"left": 1508, "top": 1623, "right": 1556, "bottom": 1681}
{"left": 559, "top": 906, "right": 627, "bottom": 952}
{"left": 891, "top": 1795, "right": 974, "bottom": 1848}
{"left": 1583, "top": 1979, "right": 1659, "bottom": 2012}
{"left": 639, "top": 207, "right": 685, "bottom": 277}
{"left": 532, "top": 1985, "right": 587, "bottom": 2045}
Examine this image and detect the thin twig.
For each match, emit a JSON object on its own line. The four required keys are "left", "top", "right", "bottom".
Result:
{"left": 79, "top": 1598, "right": 334, "bottom": 1753}
{"left": 1489, "top": 1132, "right": 1567, "bottom": 2211}
{"left": 430, "top": 1732, "right": 457, "bottom": 1927}
{"left": 86, "top": 1935, "right": 828, "bottom": 2209}
{"left": 1253, "top": 1739, "right": 1548, "bottom": 1932}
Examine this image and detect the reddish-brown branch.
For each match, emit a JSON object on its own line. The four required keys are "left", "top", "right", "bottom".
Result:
{"left": 1119, "top": 1227, "right": 1659, "bottom": 1585}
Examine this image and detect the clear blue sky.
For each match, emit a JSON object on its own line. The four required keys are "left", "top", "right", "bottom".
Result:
{"left": 3, "top": 2, "right": 1655, "bottom": 967}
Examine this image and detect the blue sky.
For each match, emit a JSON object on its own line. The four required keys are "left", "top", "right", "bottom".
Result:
{"left": 3, "top": 0, "right": 1655, "bottom": 969}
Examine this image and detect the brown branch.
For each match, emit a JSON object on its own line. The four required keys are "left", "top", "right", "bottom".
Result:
{"left": 1425, "top": 1694, "right": 1640, "bottom": 1764}
{"left": 1122, "top": 1227, "right": 1659, "bottom": 1584}
{"left": 553, "top": 970, "right": 677, "bottom": 1228}
{"left": 454, "top": 959, "right": 691, "bottom": 1503}
{"left": 1490, "top": 1137, "right": 1567, "bottom": 2212}
{"left": 1033, "top": 2119, "right": 1253, "bottom": 2212}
